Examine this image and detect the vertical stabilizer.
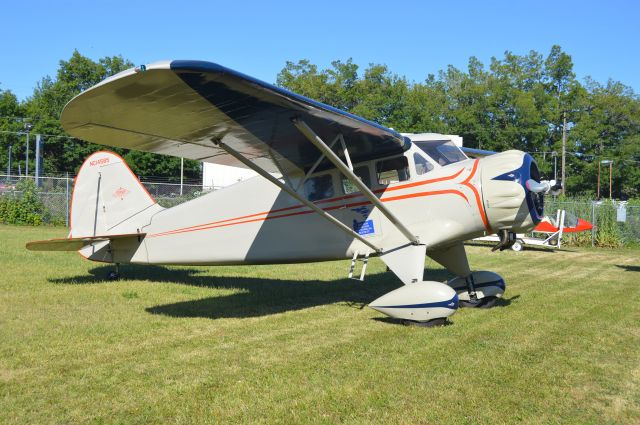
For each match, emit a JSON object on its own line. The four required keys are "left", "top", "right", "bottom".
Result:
{"left": 70, "top": 151, "right": 161, "bottom": 237}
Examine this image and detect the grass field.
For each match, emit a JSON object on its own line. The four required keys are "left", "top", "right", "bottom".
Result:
{"left": 1, "top": 225, "right": 639, "bottom": 424}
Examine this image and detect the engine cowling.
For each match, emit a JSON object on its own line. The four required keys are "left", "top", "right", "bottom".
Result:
{"left": 480, "top": 150, "right": 544, "bottom": 233}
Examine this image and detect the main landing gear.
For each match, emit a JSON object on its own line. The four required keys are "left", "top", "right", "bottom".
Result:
{"left": 446, "top": 271, "right": 505, "bottom": 309}
{"left": 368, "top": 281, "right": 459, "bottom": 326}
{"left": 492, "top": 229, "right": 517, "bottom": 252}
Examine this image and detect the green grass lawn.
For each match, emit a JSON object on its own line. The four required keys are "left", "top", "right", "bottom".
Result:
{"left": 1, "top": 225, "right": 639, "bottom": 424}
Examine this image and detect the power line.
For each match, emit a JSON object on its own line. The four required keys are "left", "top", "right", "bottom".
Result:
{"left": 0, "top": 129, "right": 77, "bottom": 141}
{"left": 0, "top": 116, "right": 37, "bottom": 122}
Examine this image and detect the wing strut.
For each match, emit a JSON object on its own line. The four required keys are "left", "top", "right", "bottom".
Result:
{"left": 295, "top": 134, "right": 343, "bottom": 191}
{"left": 214, "top": 139, "right": 383, "bottom": 254}
{"left": 292, "top": 119, "right": 420, "bottom": 245}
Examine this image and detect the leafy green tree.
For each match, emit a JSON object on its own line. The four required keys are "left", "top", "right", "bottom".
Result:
{"left": 396, "top": 75, "right": 449, "bottom": 134}
{"left": 570, "top": 78, "right": 640, "bottom": 197}
{"left": 275, "top": 47, "right": 640, "bottom": 196}
{"left": 23, "top": 50, "right": 134, "bottom": 174}
{"left": 2, "top": 47, "right": 638, "bottom": 197}
{"left": 22, "top": 51, "right": 201, "bottom": 180}
{"left": 439, "top": 60, "right": 492, "bottom": 150}
{"left": 0, "top": 88, "right": 25, "bottom": 174}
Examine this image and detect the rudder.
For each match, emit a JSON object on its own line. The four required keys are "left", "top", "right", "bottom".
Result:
{"left": 70, "top": 151, "right": 160, "bottom": 237}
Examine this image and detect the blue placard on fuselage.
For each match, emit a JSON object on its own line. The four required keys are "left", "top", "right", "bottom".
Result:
{"left": 353, "top": 219, "right": 375, "bottom": 235}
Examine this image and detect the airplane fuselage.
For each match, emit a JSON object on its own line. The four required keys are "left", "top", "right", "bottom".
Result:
{"left": 93, "top": 143, "right": 490, "bottom": 266}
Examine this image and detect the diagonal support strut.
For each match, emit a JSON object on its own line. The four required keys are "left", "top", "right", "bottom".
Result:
{"left": 292, "top": 118, "right": 419, "bottom": 245}
{"left": 213, "top": 140, "right": 382, "bottom": 254}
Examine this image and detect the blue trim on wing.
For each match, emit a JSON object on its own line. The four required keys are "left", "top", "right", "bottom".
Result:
{"left": 377, "top": 293, "right": 459, "bottom": 310}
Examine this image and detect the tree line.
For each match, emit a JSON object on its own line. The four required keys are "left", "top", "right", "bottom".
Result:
{"left": 1, "top": 47, "right": 638, "bottom": 197}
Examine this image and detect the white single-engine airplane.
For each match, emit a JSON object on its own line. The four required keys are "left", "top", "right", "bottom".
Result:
{"left": 27, "top": 60, "right": 560, "bottom": 326}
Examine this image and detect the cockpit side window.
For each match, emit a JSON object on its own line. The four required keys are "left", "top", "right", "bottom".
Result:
{"left": 415, "top": 140, "right": 467, "bottom": 166}
{"left": 376, "top": 156, "right": 410, "bottom": 185}
{"left": 341, "top": 166, "right": 371, "bottom": 194}
{"left": 304, "top": 173, "right": 335, "bottom": 201}
{"left": 413, "top": 153, "right": 434, "bottom": 175}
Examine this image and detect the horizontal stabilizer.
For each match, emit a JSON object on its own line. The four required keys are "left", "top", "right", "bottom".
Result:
{"left": 26, "top": 233, "right": 145, "bottom": 252}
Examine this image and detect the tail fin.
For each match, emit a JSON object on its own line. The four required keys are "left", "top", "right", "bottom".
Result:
{"left": 70, "top": 151, "right": 160, "bottom": 237}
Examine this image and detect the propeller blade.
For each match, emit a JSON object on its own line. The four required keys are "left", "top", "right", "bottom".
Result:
{"left": 525, "top": 179, "right": 550, "bottom": 193}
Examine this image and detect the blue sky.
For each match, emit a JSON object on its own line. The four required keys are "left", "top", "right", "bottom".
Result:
{"left": 1, "top": 0, "right": 638, "bottom": 101}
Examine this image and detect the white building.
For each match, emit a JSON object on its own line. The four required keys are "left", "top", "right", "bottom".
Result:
{"left": 202, "top": 133, "right": 463, "bottom": 189}
{"left": 202, "top": 163, "right": 262, "bottom": 190}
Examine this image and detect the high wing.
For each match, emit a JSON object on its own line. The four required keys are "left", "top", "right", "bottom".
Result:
{"left": 61, "top": 60, "right": 410, "bottom": 174}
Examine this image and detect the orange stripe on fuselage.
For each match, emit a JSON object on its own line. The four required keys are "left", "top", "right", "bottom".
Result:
{"left": 147, "top": 164, "right": 480, "bottom": 238}
{"left": 147, "top": 188, "right": 470, "bottom": 238}
{"left": 460, "top": 159, "right": 491, "bottom": 232}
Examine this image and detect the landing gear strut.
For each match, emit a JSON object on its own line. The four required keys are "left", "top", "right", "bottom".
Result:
{"left": 465, "top": 274, "right": 478, "bottom": 301}
{"left": 447, "top": 271, "right": 506, "bottom": 309}
{"left": 492, "top": 229, "right": 516, "bottom": 251}
{"left": 460, "top": 273, "right": 482, "bottom": 308}
{"left": 106, "top": 263, "right": 120, "bottom": 281}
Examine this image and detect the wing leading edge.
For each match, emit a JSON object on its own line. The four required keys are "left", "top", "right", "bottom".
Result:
{"left": 61, "top": 60, "right": 410, "bottom": 174}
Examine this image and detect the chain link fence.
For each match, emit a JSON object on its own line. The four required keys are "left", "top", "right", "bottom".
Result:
{"left": 0, "top": 174, "right": 217, "bottom": 226}
{"left": 545, "top": 199, "right": 640, "bottom": 247}
{"left": 2, "top": 174, "right": 639, "bottom": 247}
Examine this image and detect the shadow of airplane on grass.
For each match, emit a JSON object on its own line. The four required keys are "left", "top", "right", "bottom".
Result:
{"left": 616, "top": 264, "right": 640, "bottom": 272}
{"left": 465, "top": 242, "right": 564, "bottom": 254}
{"left": 50, "top": 264, "right": 456, "bottom": 320}
{"left": 49, "top": 265, "right": 519, "bottom": 321}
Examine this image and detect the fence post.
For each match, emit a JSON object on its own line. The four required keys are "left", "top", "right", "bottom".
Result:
{"left": 65, "top": 172, "right": 70, "bottom": 227}
{"left": 7, "top": 145, "right": 11, "bottom": 180}
{"left": 35, "top": 135, "right": 42, "bottom": 187}
{"left": 180, "top": 157, "right": 184, "bottom": 196}
{"left": 591, "top": 202, "right": 596, "bottom": 247}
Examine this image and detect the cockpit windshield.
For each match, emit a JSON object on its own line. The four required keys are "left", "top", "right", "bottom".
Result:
{"left": 414, "top": 140, "right": 467, "bottom": 166}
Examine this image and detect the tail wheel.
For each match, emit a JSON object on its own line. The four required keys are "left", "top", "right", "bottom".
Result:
{"left": 511, "top": 241, "right": 523, "bottom": 252}
{"left": 106, "top": 271, "right": 120, "bottom": 281}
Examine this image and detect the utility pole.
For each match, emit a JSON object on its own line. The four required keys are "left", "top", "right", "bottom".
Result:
{"left": 65, "top": 172, "right": 70, "bottom": 227}
{"left": 25, "top": 132, "right": 30, "bottom": 176}
{"left": 7, "top": 145, "right": 12, "bottom": 178}
{"left": 597, "top": 161, "right": 601, "bottom": 198}
{"left": 180, "top": 157, "right": 184, "bottom": 196}
{"left": 24, "top": 123, "right": 33, "bottom": 176}
{"left": 599, "top": 160, "right": 613, "bottom": 199}
{"left": 561, "top": 111, "right": 567, "bottom": 194}
{"left": 35, "top": 134, "right": 42, "bottom": 187}
{"left": 609, "top": 160, "right": 613, "bottom": 200}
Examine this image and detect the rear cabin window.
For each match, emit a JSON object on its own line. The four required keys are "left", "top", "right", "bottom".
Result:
{"left": 414, "top": 153, "right": 434, "bottom": 175}
{"left": 304, "top": 174, "right": 334, "bottom": 201}
{"left": 415, "top": 140, "right": 467, "bottom": 166}
{"left": 341, "top": 166, "right": 371, "bottom": 194}
{"left": 376, "top": 156, "right": 410, "bottom": 185}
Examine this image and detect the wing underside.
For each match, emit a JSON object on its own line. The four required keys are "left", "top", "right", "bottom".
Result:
{"left": 61, "top": 60, "right": 410, "bottom": 175}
